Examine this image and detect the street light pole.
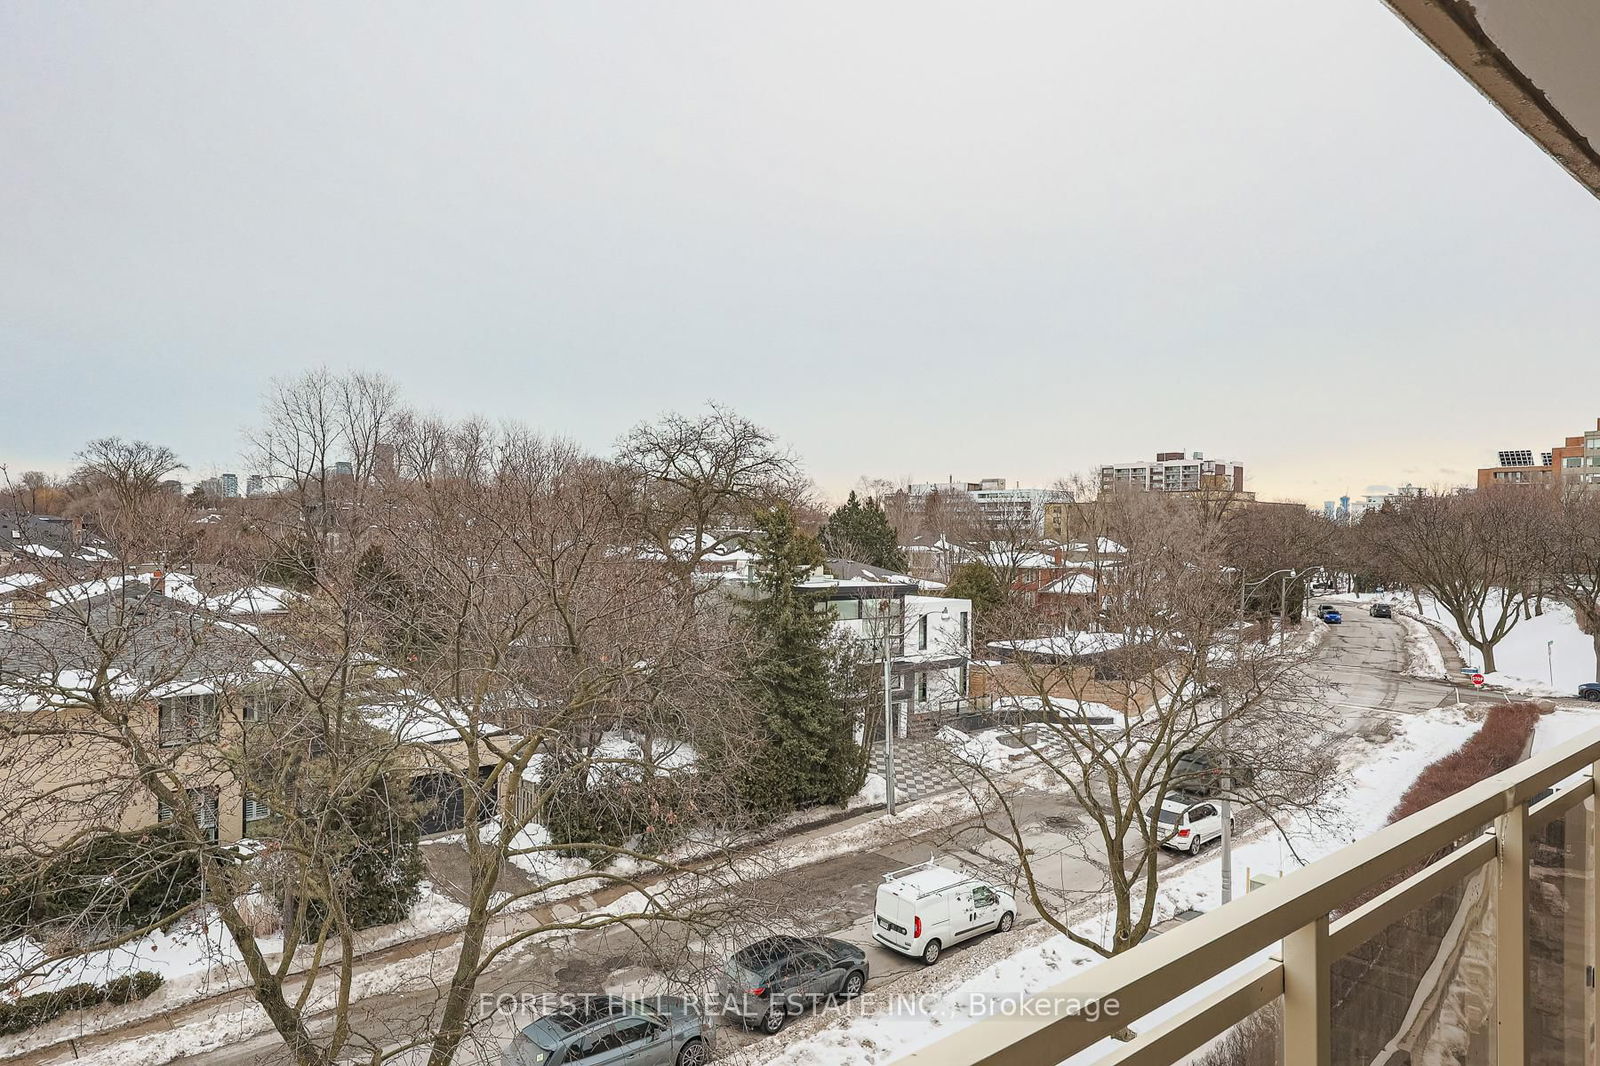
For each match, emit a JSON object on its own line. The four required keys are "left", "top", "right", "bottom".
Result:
{"left": 1222, "top": 566, "right": 1299, "bottom": 905}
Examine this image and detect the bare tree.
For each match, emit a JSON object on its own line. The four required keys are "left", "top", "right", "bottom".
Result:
{"left": 59, "top": 438, "right": 190, "bottom": 561}
{"left": 1, "top": 419, "right": 766, "bottom": 1066}
{"left": 1221, "top": 500, "right": 1340, "bottom": 628}
{"left": 2, "top": 469, "right": 69, "bottom": 515}
{"left": 249, "top": 369, "right": 402, "bottom": 551}
{"left": 613, "top": 403, "right": 803, "bottom": 595}
{"left": 1357, "top": 488, "right": 1546, "bottom": 672}
{"left": 938, "top": 490, "right": 1334, "bottom": 956}
{"left": 1541, "top": 489, "right": 1600, "bottom": 681}
{"left": 71, "top": 438, "right": 185, "bottom": 509}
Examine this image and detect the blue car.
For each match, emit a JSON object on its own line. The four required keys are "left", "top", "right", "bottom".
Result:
{"left": 1323, "top": 611, "right": 1342, "bottom": 625}
{"left": 1580, "top": 683, "right": 1600, "bottom": 702}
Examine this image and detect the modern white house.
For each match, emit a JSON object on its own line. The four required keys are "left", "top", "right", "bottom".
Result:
{"left": 662, "top": 533, "right": 975, "bottom": 737}
{"left": 799, "top": 559, "right": 973, "bottom": 737}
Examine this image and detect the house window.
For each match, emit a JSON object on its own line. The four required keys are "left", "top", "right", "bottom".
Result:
{"left": 159, "top": 694, "right": 219, "bottom": 746}
{"left": 158, "top": 787, "right": 220, "bottom": 843}
{"left": 918, "top": 614, "right": 929, "bottom": 651}
{"left": 959, "top": 612, "right": 969, "bottom": 646}
{"left": 917, "top": 672, "right": 928, "bottom": 702}
{"left": 243, "top": 793, "right": 273, "bottom": 827}
{"left": 241, "top": 693, "right": 289, "bottom": 723}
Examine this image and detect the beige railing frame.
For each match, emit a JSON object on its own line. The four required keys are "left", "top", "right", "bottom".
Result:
{"left": 895, "top": 725, "right": 1600, "bottom": 1066}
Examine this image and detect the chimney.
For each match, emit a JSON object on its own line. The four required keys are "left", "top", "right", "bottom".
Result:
{"left": 12, "top": 590, "right": 46, "bottom": 630}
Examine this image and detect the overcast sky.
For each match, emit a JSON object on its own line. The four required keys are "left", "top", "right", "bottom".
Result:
{"left": 3, "top": 2, "right": 1597, "bottom": 504}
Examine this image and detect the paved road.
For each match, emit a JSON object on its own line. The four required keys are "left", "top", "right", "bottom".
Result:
{"left": 22, "top": 604, "right": 1544, "bottom": 1066}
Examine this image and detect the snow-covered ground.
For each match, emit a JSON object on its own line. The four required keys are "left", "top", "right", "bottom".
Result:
{"left": 740, "top": 703, "right": 1485, "bottom": 1066}
{"left": 1392, "top": 593, "right": 1595, "bottom": 695}
{"left": 1393, "top": 610, "right": 1449, "bottom": 680}
{"left": 1531, "top": 702, "right": 1600, "bottom": 756}
{"left": 0, "top": 879, "right": 470, "bottom": 1007}
{"left": 0, "top": 762, "right": 905, "bottom": 1058}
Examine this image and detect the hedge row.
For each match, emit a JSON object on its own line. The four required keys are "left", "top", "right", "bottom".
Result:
{"left": 0, "top": 971, "right": 162, "bottom": 1036}
{"left": 1388, "top": 701, "right": 1541, "bottom": 823}
{"left": 1344, "top": 700, "right": 1541, "bottom": 913}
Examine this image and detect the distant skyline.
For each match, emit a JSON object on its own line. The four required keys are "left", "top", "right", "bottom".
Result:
{"left": 4, "top": 3, "right": 1598, "bottom": 506}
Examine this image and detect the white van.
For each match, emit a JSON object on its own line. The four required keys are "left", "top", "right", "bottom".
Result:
{"left": 872, "top": 862, "right": 1016, "bottom": 965}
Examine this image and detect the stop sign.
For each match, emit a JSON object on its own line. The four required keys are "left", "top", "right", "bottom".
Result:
{"left": 1471, "top": 673, "right": 1485, "bottom": 688}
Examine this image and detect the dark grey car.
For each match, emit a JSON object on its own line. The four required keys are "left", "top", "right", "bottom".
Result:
{"left": 503, "top": 996, "right": 707, "bottom": 1066}
{"left": 718, "top": 935, "right": 869, "bottom": 1034}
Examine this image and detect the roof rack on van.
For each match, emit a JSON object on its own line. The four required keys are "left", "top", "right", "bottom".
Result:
{"left": 882, "top": 860, "right": 945, "bottom": 883}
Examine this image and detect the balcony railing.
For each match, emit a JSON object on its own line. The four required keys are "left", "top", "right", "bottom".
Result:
{"left": 896, "top": 724, "right": 1600, "bottom": 1066}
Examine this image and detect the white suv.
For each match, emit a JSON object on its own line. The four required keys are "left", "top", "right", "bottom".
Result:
{"left": 1155, "top": 797, "right": 1233, "bottom": 855}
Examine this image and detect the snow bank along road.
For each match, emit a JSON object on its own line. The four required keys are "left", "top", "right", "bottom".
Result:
{"left": 18, "top": 608, "right": 1511, "bottom": 1066}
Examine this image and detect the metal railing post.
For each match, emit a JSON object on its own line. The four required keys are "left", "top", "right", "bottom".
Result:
{"left": 1590, "top": 763, "right": 1600, "bottom": 1066}
{"left": 1497, "top": 803, "right": 1529, "bottom": 1066}
{"left": 1282, "top": 914, "right": 1331, "bottom": 1066}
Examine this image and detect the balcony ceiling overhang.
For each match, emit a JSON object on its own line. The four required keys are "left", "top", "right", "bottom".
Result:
{"left": 1386, "top": 0, "right": 1600, "bottom": 198}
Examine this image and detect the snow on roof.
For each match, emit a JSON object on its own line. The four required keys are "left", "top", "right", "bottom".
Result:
{"left": 209, "top": 584, "right": 296, "bottom": 614}
{"left": 988, "top": 631, "right": 1142, "bottom": 658}
{"left": 1040, "top": 572, "right": 1098, "bottom": 596}
{"left": 361, "top": 691, "right": 507, "bottom": 745}
{"left": 991, "top": 695, "right": 1128, "bottom": 729}
{"left": 0, "top": 573, "right": 45, "bottom": 596}
{"left": 46, "top": 575, "right": 132, "bottom": 605}
{"left": 161, "top": 572, "right": 297, "bottom": 614}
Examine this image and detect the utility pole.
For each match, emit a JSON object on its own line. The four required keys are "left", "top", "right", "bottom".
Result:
{"left": 883, "top": 625, "right": 897, "bottom": 816}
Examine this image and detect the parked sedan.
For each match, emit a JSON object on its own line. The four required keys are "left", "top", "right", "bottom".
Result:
{"left": 504, "top": 996, "right": 707, "bottom": 1066}
{"left": 1580, "top": 683, "right": 1600, "bottom": 702}
{"left": 718, "top": 935, "right": 869, "bottom": 1034}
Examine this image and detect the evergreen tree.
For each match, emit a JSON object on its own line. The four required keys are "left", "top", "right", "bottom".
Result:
{"left": 300, "top": 775, "right": 423, "bottom": 937}
{"left": 818, "top": 492, "right": 907, "bottom": 572}
{"left": 353, "top": 544, "right": 435, "bottom": 661}
{"left": 945, "top": 560, "right": 1004, "bottom": 615}
{"left": 738, "top": 505, "right": 860, "bottom": 813}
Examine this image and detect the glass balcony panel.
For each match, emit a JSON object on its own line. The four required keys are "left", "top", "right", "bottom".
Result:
{"left": 1330, "top": 844, "right": 1498, "bottom": 1066}
{"left": 1187, "top": 997, "right": 1283, "bottom": 1066}
{"left": 1529, "top": 800, "right": 1592, "bottom": 1066}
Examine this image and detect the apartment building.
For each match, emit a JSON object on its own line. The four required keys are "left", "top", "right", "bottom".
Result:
{"left": 1554, "top": 419, "right": 1600, "bottom": 490}
{"left": 1476, "top": 419, "right": 1600, "bottom": 492}
{"left": 1098, "top": 451, "right": 1246, "bottom": 496}
{"left": 903, "top": 478, "right": 1066, "bottom": 533}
